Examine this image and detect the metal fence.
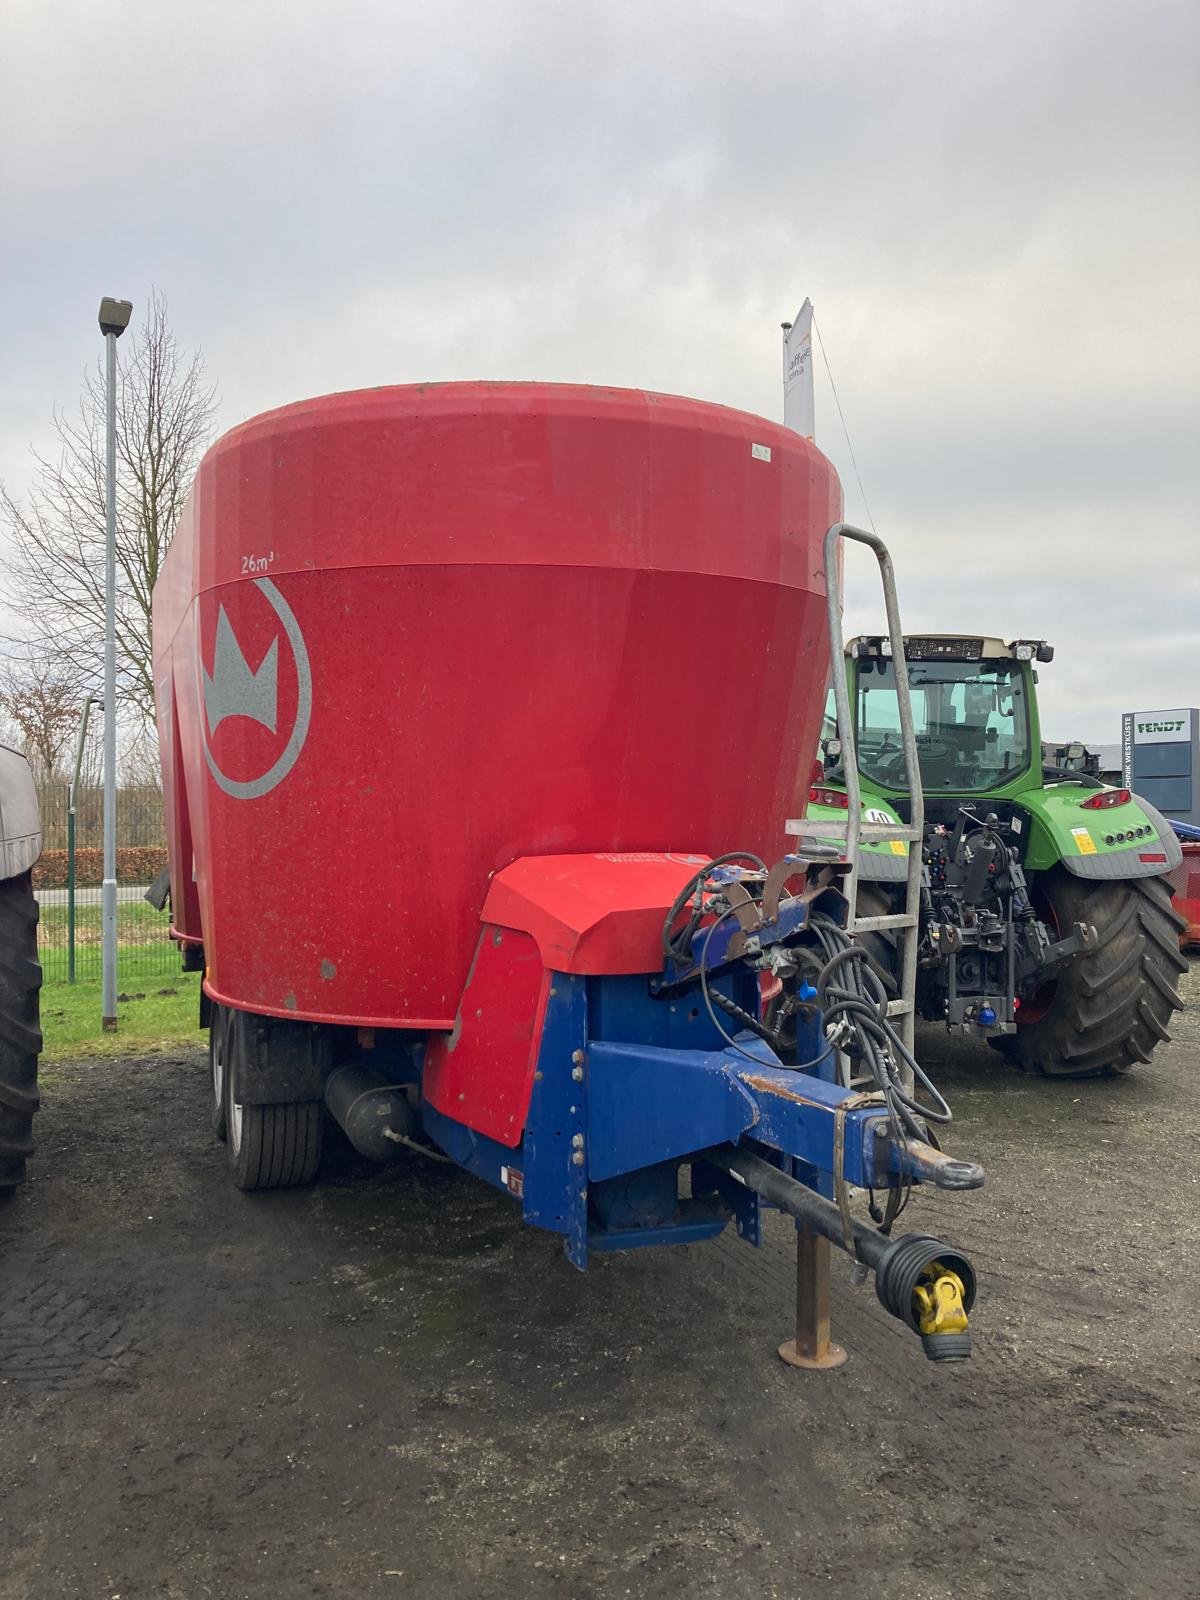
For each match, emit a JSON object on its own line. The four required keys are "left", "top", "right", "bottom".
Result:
{"left": 34, "top": 782, "right": 181, "bottom": 985}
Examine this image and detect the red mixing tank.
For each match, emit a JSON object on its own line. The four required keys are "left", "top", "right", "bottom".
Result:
{"left": 152, "top": 382, "right": 843, "bottom": 1027}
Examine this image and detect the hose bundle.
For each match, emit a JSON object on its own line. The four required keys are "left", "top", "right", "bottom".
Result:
{"left": 662, "top": 861, "right": 953, "bottom": 1161}
{"left": 806, "top": 912, "right": 952, "bottom": 1143}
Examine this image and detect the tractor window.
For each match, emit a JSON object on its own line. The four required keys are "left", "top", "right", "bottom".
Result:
{"left": 854, "top": 659, "right": 1030, "bottom": 792}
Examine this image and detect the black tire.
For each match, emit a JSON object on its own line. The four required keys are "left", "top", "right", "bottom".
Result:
{"left": 225, "top": 1044, "right": 323, "bottom": 1191}
{"left": 853, "top": 882, "right": 901, "bottom": 997}
{"left": 209, "top": 1003, "right": 229, "bottom": 1141}
{"left": 1012, "top": 868, "right": 1186, "bottom": 1078}
{"left": 0, "top": 871, "right": 43, "bottom": 1197}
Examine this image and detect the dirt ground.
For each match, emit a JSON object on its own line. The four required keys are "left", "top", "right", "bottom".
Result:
{"left": 2, "top": 967, "right": 1198, "bottom": 1600}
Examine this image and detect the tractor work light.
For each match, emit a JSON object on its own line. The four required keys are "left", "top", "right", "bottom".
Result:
{"left": 1009, "top": 639, "right": 1055, "bottom": 663}
{"left": 1080, "top": 788, "right": 1132, "bottom": 810}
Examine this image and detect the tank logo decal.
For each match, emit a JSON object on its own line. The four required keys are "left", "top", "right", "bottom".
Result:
{"left": 200, "top": 577, "right": 312, "bottom": 800}
{"left": 203, "top": 607, "right": 279, "bottom": 734}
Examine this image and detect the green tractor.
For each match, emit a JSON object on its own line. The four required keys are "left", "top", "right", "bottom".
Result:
{"left": 808, "top": 634, "right": 1187, "bottom": 1078}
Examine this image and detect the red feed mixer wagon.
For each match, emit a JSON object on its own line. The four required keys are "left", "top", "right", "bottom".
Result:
{"left": 153, "top": 382, "right": 985, "bottom": 1365}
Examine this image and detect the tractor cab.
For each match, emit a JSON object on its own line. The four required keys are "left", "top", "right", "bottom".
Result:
{"left": 823, "top": 634, "right": 1054, "bottom": 801}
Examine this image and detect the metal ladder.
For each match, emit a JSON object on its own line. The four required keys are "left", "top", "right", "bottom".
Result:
{"left": 786, "top": 522, "right": 924, "bottom": 1077}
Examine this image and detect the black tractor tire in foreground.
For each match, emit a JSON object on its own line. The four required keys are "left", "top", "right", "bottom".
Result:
{"left": 1012, "top": 868, "right": 1186, "bottom": 1078}
{"left": 225, "top": 1045, "right": 323, "bottom": 1191}
{"left": 0, "top": 871, "right": 43, "bottom": 1196}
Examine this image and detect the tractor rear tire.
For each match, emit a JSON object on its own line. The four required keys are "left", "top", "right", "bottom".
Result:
{"left": 226, "top": 1048, "right": 323, "bottom": 1191}
{"left": 0, "top": 871, "right": 43, "bottom": 1197}
{"left": 1013, "top": 868, "right": 1186, "bottom": 1078}
{"left": 854, "top": 882, "right": 901, "bottom": 997}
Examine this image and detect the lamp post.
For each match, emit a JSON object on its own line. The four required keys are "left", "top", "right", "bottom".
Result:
{"left": 98, "top": 296, "right": 133, "bottom": 1031}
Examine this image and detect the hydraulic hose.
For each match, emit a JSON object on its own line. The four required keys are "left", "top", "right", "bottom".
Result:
{"left": 807, "top": 914, "right": 954, "bottom": 1143}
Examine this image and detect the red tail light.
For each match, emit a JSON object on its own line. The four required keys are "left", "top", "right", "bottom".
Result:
{"left": 809, "top": 785, "right": 850, "bottom": 809}
{"left": 810, "top": 759, "right": 825, "bottom": 788}
{"left": 1138, "top": 852, "right": 1167, "bottom": 863}
{"left": 1079, "top": 788, "right": 1131, "bottom": 810}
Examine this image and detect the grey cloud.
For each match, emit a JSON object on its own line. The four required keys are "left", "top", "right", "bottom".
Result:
{"left": 1, "top": 0, "right": 1196, "bottom": 746}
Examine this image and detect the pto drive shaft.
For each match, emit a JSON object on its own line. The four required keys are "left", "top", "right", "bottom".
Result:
{"left": 709, "top": 1147, "right": 976, "bottom": 1360}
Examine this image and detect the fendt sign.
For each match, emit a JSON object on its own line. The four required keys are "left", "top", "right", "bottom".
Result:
{"left": 1121, "top": 706, "right": 1199, "bottom": 825}
{"left": 1134, "top": 711, "right": 1189, "bottom": 741}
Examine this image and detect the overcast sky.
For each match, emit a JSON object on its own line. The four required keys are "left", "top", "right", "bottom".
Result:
{"left": 2, "top": 0, "right": 1197, "bottom": 742}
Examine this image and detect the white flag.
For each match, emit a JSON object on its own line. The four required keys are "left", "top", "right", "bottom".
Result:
{"left": 783, "top": 300, "right": 815, "bottom": 440}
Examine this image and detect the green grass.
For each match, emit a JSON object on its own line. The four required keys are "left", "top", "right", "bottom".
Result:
{"left": 39, "top": 899, "right": 171, "bottom": 945}
{"left": 39, "top": 969, "right": 204, "bottom": 1061}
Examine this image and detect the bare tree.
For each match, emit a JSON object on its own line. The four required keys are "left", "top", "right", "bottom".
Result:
{"left": 0, "top": 649, "right": 87, "bottom": 780}
{"left": 118, "top": 717, "right": 166, "bottom": 790}
{"left": 1, "top": 291, "right": 217, "bottom": 727}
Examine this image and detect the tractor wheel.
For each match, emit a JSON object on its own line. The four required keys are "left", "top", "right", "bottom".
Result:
{"left": 853, "top": 882, "right": 901, "bottom": 997}
{"left": 209, "top": 1004, "right": 229, "bottom": 1141}
{"left": 0, "top": 871, "right": 43, "bottom": 1197}
{"left": 1012, "top": 868, "right": 1186, "bottom": 1078}
{"left": 225, "top": 1046, "right": 323, "bottom": 1191}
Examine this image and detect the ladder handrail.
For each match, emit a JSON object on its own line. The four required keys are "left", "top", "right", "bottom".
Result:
{"left": 822, "top": 521, "right": 924, "bottom": 1059}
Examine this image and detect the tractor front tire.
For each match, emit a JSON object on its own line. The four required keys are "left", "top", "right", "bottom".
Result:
{"left": 1013, "top": 868, "right": 1186, "bottom": 1078}
{"left": 0, "top": 871, "right": 43, "bottom": 1197}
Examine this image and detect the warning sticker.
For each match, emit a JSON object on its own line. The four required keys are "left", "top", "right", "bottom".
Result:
{"left": 889, "top": 840, "right": 907, "bottom": 856}
{"left": 751, "top": 442, "right": 772, "bottom": 462}
{"left": 499, "top": 1165, "right": 524, "bottom": 1198}
{"left": 1070, "top": 826, "right": 1097, "bottom": 855}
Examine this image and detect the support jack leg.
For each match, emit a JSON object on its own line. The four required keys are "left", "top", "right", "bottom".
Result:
{"left": 778, "top": 1223, "right": 848, "bottom": 1370}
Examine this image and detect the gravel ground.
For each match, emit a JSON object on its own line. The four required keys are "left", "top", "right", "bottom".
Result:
{"left": 1, "top": 963, "right": 1197, "bottom": 1600}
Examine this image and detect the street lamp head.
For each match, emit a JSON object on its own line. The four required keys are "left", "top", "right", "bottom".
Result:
{"left": 98, "top": 297, "right": 133, "bottom": 338}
